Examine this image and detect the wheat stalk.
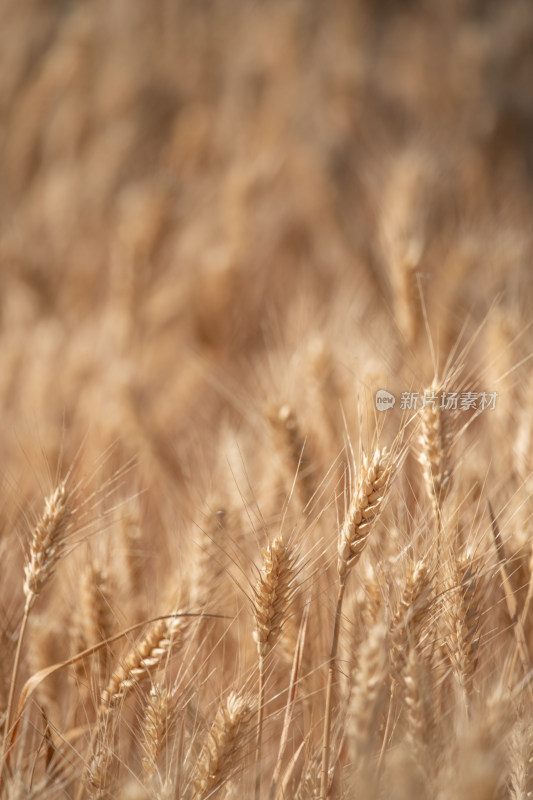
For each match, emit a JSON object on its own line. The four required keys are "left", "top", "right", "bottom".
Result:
{"left": 321, "top": 446, "right": 394, "bottom": 800}
{"left": 253, "top": 534, "right": 296, "bottom": 800}
{"left": 374, "top": 558, "right": 434, "bottom": 773}
{"left": 3, "top": 482, "right": 71, "bottom": 761}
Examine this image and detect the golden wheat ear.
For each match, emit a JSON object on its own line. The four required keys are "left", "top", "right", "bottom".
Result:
{"left": 322, "top": 443, "right": 397, "bottom": 799}
{"left": 418, "top": 382, "right": 453, "bottom": 526}
{"left": 390, "top": 559, "right": 433, "bottom": 682}
{"left": 348, "top": 620, "right": 388, "bottom": 769}
{"left": 253, "top": 534, "right": 298, "bottom": 800}
{"left": 267, "top": 402, "right": 316, "bottom": 512}
{"left": 192, "top": 690, "right": 253, "bottom": 800}
{"left": 253, "top": 534, "right": 297, "bottom": 659}
{"left": 78, "top": 612, "right": 192, "bottom": 800}
{"left": 76, "top": 559, "right": 115, "bottom": 682}
{"left": 82, "top": 716, "right": 115, "bottom": 798}
{"left": 23, "top": 482, "right": 71, "bottom": 611}
{"left": 508, "top": 715, "right": 533, "bottom": 799}
{"left": 192, "top": 502, "right": 231, "bottom": 610}
{"left": 3, "top": 481, "right": 72, "bottom": 761}
{"left": 141, "top": 682, "right": 178, "bottom": 782}
{"left": 98, "top": 613, "right": 191, "bottom": 716}
{"left": 337, "top": 447, "right": 395, "bottom": 581}
{"left": 443, "top": 551, "right": 483, "bottom": 712}
{"left": 401, "top": 646, "right": 437, "bottom": 789}
{"left": 115, "top": 497, "right": 146, "bottom": 622}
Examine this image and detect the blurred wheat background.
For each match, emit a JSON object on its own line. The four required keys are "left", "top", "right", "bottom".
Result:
{"left": 1, "top": 1, "right": 533, "bottom": 798}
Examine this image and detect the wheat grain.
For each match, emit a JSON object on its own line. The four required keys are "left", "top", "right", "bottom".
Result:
{"left": 322, "top": 446, "right": 395, "bottom": 798}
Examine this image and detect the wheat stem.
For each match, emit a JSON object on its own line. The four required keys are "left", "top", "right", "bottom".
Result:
{"left": 320, "top": 579, "right": 346, "bottom": 800}
{"left": 320, "top": 446, "right": 393, "bottom": 798}
{"left": 253, "top": 534, "right": 296, "bottom": 799}
{"left": 3, "top": 483, "right": 70, "bottom": 763}
{"left": 255, "top": 657, "right": 266, "bottom": 800}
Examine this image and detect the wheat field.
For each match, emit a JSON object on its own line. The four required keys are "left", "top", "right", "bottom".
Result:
{"left": 1, "top": 1, "right": 533, "bottom": 798}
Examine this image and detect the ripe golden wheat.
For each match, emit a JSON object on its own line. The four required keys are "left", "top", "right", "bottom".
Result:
{"left": 1, "top": 1, "right": 533, "bottom": 798}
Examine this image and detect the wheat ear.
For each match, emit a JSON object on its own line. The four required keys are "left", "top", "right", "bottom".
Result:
{"left": 376, "top": 559, "right": 433, "bottom": 772}
{"left": 444, "top": 553, "right": 482, "bottom": 712}
{"left": 192, "top": 690, "right": 252, "bottom": 800}
{"left": 508, "top": 717, "right": 533, "bottom": 800}
{"left": 418, "top": 383, "right": 452, "bottom": 532}
{"left": 268, "top": 403, "right": 314, "bottom": 510}
{"left": 348, "top": 621, "right": 388, "bottom": 768}
{"left": 390, "top": 559, "right": 432, "bottom": 680}
{"left": 253, "top": 534, "right": 296, "bottom": 800}
{"left": 193, "top": 504, "right": 229, "bottom": 610}
{"left": 3, "top": 482, "right": 70, "bottom": 758}
{"left": 98, "top": 614, "right": 189, "bottom": 716}
{"left": 77, "top": 561, "right": 114, "bottom": 680}
{"left": 320, "top": 447, "right": 394, "bottom": 800}
{"left": 390, "top": 234, "right": 423, "bottom": 349}
{"left": 117, "top": 498, "right": 145, "bottom": 621}
{"left": 402, "top": 646, "right": 436, "bottom": 786}
{"left": 77, "top": 614, "right": 190, "bottom": 800}
{"left": 141, "top": 683, "right": 178, "bottom": 781}
{"left": 83, "top": 716, "right": 114, "bottom": 799}
{"left": 337, "top": 448, "right": 394, "bottom": 581}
